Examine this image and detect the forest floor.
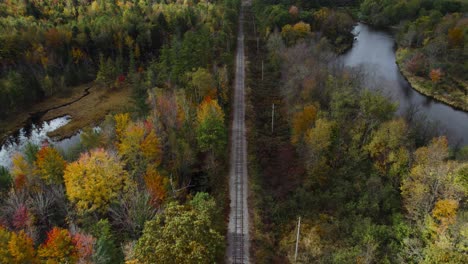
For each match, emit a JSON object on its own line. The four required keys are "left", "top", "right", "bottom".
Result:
{"left": 0, "top": 82, "right": 132, "bottom": 143}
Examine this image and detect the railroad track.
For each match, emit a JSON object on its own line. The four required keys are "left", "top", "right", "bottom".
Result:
{"left": 227, "top": 1, "right": 249, "bottom": 263}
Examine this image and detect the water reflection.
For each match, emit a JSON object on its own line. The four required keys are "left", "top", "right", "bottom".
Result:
{"left": 0, "top": 116, "right": 74, "bottom": 168}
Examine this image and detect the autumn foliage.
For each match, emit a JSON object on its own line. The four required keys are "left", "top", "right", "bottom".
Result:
{"left": 38, "top": 227, "right": 78, "bottom": 263}
{"left": 7, "top": 230, "right": 36, "bottom": 263}
{"left": 292, "top": 105, "right": 317, "bottom": 144}
{"left": 144, "top": 166, "right": 168, "bottom": 207}
{"left": 35, "top": 146, "right": 66, "bottom": 184}
{"left": 429, "top": 68, "right": 443, "bottom": 84}
{"left": 64, "top": 149, "right": 132, "bottom": 214}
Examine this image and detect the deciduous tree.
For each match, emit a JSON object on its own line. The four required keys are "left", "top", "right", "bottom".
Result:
{"left": 35, "top": 146, "right": 66, "bottom": 185}
{"left": 64, "top": 149, "right": 132, "bottom": 214}
{"left": 38, "top": 227, "right": 78, "bottom": 263}
{"left": 196, "top": 98, "right": 226, "bottom": 155}
{"left": 134, "top": 193, "right": 224, "bottom": 263}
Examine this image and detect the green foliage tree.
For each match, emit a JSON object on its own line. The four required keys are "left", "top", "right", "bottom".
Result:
{"left": 134, "top": 193, "right": 224, "bottom": 263}
{"left": 196, "top": 98, "right": 227, "bottom": 156}
{"left": 91, "top": 219, "right": 124, "bottom": 264}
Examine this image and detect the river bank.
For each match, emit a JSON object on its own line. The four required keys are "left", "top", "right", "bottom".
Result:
{"left": 0, "top": 82, "right": 133, "bottom": 144}
{"left": 395, "top": 49, "right": 468, "bottom": 112}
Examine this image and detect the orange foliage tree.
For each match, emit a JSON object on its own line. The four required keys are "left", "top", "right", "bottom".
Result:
{"left": 429, "top": 68, "right": 443, "bottom": 85}
{"left": 38, "top": 227, "right": 78, "bottom": 263}
{"left": 144, "top": 166, "right": 168, "bottom": 206}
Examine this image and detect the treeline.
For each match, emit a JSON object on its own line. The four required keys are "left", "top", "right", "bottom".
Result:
{"left": 249, "top": 0, "right": 467, "bottom": 263}
{"left": 0, "top": 0, "right": 237, "bottom": 117}
{"left": 360, "top": 0, "right": 468, "bottom": 27}
{"left": 252, "top": 1, "right": 355, "bottom": 53}
{"left": 0, "top": 0, "right": 239, "bottom": 263}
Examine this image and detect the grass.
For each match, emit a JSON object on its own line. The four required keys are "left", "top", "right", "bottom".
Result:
{"left": 44, "top": 84, "right": 133, "bottom": 139}
{"left": 396, "top": 49, "right": 468, "bottom": 112}
{"left": 0, "top": 82, "right": 133, "bottom": 143}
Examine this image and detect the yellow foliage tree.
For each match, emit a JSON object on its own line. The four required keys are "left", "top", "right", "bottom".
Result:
{"left": 365, "top": 119, "right": 409, "bottom": 178}
{"left": 432, "top": 199, "right": 459, "bottom": 228}
{"left": 292, "top": 105, "right": 317, "bottom": 144}
{"left": 0, "top": 227, "right": 13, "bottom": 263}
{"left": 8, "top": 230, "right": 36, "bottom": 264}
{"left": 64, "top": 149, "right": 133, "bottom": 214}
{"left": 293, "top": 21, "right": 311, "bottom": 39}
{"left": 11, "top": 153, "right": 30, "bottom": 179}
{"left": 304, "top": 118, "right": 335, "bottom": 185}
{"left": 118, "top": 122, "right": 162, "bottom": 171}
{"left": 35, "top": 146, "right": 66, "bottom": 185}
{"left": 115, "top": 113, "right": 131, "bottom": 140}
{"left": 141, "top": 130, "right": 162, "bottom": 165}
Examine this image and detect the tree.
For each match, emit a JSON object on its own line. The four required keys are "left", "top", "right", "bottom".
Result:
{"left": 144, "top": 166, "right": 167, "bottom": 206}
{"left": 281, "top": 22, "right": 311, "bottom": 45}
{"left": 292, "top": 105, "right": 317, "bottom": 145}
{"left": 447, "top": 27, "right": 463, "bottom": 48}
{"left": 196, "top": 98, "right": 226, "bottom": 155}
{"left": 8, "top": 230, "right": 36, "bottom": 264}
{"left": 134, "top": 193, "right": 224, "bottom": 263}
{"left": 109, "top": 189, "right": 157, "bottom": 239}
{"left": 0, "top": 226, "right": 13, "bottom": 263}
{"left": 140, "top": 129, "right": 162, "bottom": 165}
{"left": 38, "top": 227, "right": 78, "bottom": 263}
{"left": 365, "top": 119, "right": 409, "bottom": 179}
{"left": 35, "top": 145, "right": 66, "bottom": 185}
{"left": 91, "top": 219, "right": 123, "bottom": 264}
{"left": 73, "top": 232, "right": 95, "bottom": 264}
{"left": 0, "top": 166, "right": 12, "bottom": 192}
{"left": 186, "top": 68, "right": 216, "bottom": 103}
{"left": 401, "top": 137, "right": 464, "bottom": 223}
{"left": 117, "top": 121, "right": 162, "bottom": 179}
{"left": 114, "top": 113, "right": 131, "bottom": 140}
{"left": 432, "top": 199, "right": 458, "bottom": 229}
{"left": 64, "top": 149, "right": 132, "bottom": 214}
{"left": 429, "top": 68, "right": 443, "bottom": 85}
{"left": 304, "top": 118, "right": 335, "bottom": 185}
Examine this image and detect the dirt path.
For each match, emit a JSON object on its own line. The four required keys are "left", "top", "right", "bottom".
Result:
{"left": 226, "top": 1, "right": 250, "bottom": 263}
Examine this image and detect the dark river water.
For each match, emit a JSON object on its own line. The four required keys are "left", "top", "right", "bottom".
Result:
{"left": 342, "top": 23, "right": 468, "bottom": 146}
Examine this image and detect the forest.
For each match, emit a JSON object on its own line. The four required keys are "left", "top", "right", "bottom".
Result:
{"left": 0, "top": 0, "right": 238, "bottom": 263}
{"left": 0, "top": 0, "right": 466, "bottom": 263}
{"left": 248, "top": 0, "right": 467, "bottom": 263}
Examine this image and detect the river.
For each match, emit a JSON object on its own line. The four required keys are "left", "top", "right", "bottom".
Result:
{"left": 342, "top": 23, "right": 468, "bottom": 146}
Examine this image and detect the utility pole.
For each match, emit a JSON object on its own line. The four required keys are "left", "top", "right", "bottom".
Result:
{"left": 261, "top": 60, "right": 264, "bottom": 81}
{"left": 257, "top": 36, "right": 259, "bottom": 53}
{"left": 271, "top": 103, "right": 275, "bottom": 133}
{"left": 294, "top": 216, "right": 301, "bottom": 262}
